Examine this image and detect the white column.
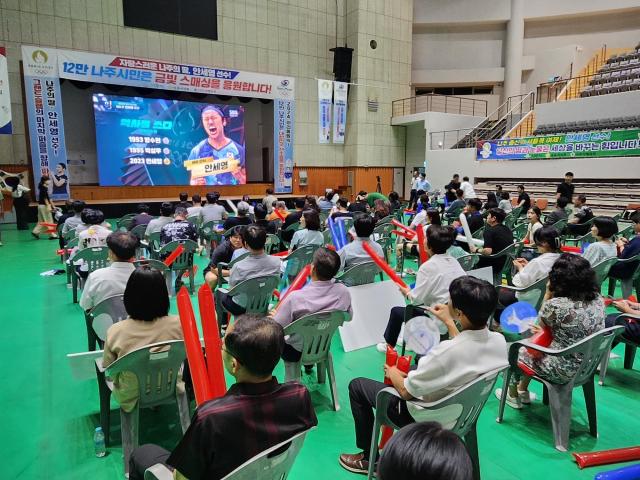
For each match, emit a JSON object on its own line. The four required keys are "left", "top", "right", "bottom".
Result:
{"left": 503, "top": 0, "right": 524, "bottom": 102}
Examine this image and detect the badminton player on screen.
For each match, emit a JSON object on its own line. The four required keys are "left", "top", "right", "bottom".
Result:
{"left": 186, "top": 106, "right": 246, "bottom": 186}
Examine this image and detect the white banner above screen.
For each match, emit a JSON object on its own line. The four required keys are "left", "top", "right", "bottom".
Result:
{"left": 21, "top": 46, "right": 296, "bottom": 194}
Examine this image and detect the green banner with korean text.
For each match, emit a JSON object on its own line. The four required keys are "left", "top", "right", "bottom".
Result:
{"left": 477, "top": 129, "right": 640, "bottom": 160}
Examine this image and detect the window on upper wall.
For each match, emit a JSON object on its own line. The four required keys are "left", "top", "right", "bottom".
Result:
{"left": 123, "top": 0, "right": 218, "bottom": 41}
{"left": 415, "top": 86, "right": 495, "bottom": 96}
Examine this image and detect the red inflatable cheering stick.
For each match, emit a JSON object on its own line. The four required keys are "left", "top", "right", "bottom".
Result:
{"left": 573, "top": 446, "right": 640, "bottom": 469}
{"left": 362, "top": 241, "right": 408, "bottom": 289}
{"left": 274, "top": 209, "right": 286, "bottom": 221}
{"left": 273, "top": 264, "right": 312, "bottom": 312}
{"left": 176, "top": 287, "right": 213, "bottom": 405}
{"left": 197, "top": 284, "right": 227, "bottom": 399}
{"left": 415, "top": 225, "right": 429, "bottom": 265}
{"left": 163, "top": 244, "right": 185, "bottom": 266}
{"left": 379, "top": 346, "right": 413, "bottom": 449}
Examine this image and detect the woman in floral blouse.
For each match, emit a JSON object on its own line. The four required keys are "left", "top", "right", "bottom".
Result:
{"left": 498, "top": 253, "right": 605, "bottom": 408}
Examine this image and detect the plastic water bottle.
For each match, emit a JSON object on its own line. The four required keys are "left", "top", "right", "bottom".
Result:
{"left": 94, "top": 427, "right": 106, "bottom": 457}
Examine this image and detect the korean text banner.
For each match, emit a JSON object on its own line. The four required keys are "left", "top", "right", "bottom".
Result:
{"left": 22, "top": 47, "right": 69, "bottom": 200}
{"left": 332, "top": 81, "right": 347, "bottom": 144}
{"left": 52, "top": 49, "right": 295, "bottom": 100}
{"left": 478, "top": 129, "right": 640, "bottom": 161}
{"left": 0, "top": 47, "right": 11, "bottom": 134}
{"left": 274, "top": 99, "right": 294, "bottom": 194}
{"left": 318, "top": 79, "right": 332, "bottom": 144}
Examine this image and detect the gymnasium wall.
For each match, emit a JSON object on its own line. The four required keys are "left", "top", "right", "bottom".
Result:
{"left": 0, "top": 0, "right": 413, "bottom": 176}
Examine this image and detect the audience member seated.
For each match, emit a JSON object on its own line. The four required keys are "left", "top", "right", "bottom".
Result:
{"left": 523, "top": 207, "right": 543, "bottom": 245}
{"left": 544, "top": 197, "right": 569, "bottom": 227}
{"left": 378, "top": 225, "right": 465, "bottom": 352}
{"left": 56, "top": 199, "right": 74, "bottom": 227}
{"left": 472, "top": 208, "right": 514, "bottom": 277}
{"left": 377, "top": 422, "right": 473, "bottom": 480}
{"left": 339, "top": 214, "right": 383, "bottom": 270}
{"left": 176, "top": 192, "right": 191, "bottom": 210}
{"left": 200, "top": 192, "right": 228, "bottom": 225}
{"left": 241, "top": 194, "right": 256, "bottom": 215}
{"left": 159, "top": 207, "right": 199, "bottom": 247}
{"left": 145, "top": 202, "right": 175, "bottom": 238}
{"left": 267, "top": 201, "right": 289, "bottom": 221}
{"left": 252, "top": 204, "right": 277, "bottom": 234}
{"left": 304, "top": 195, "right": 321, "bottom": 213}
{"left": 78, "top": 209, "right": 112, "bottom": 249}
{"left": 281, "top": 198, "right": 305, "bottom": 242}
{"left": 373, "top": 199, "right": 391, "bottom": 222}
{"left": 289, "top": 210, "right": 323, "bottom": 252}
{"left": 216, "top": 226, "right": 282, "bottom": 317}
{"left": 416, "top": 173, "right": 431, "bottom": 195}
{"left": 262, "top": 187, "right": 278, "bottom": 214}
{"left": 129, "top": 315, "right": 318, "bottom": 480}
{"left": 129, "top": 203, "right": 152, "bottom": 232}
{"left": 222, "top": 201, "right": 252, "bottom": 231}
{"left": 498, "top": 192, "right": 513, "bottom": 214}
{"left": 459, "top": 198, "right": 484, "bottom": 234}
{"left": 497, "top": 254, "right": 604, "bottom": 408}
{"left": 606, "top": 298, "right": 640, "bottom": 345}
{"left": 516, "top": 185, "right": 531, "bottom": 212}
{"left": 340, "top": 276, "right": 507, "bottom": 474}
{"left": 366, "top": 192, "right": 388, "bottom": 210}
{"left": 203, "top": 227, "right": 246, "bottom": 289}
{"left": 445, "top": 189, "right": 466, "bottom": 219}
{"left": 496, "top": 226, "right": 561, "bottom": 318}
{"left": 460, "top": 176, "right": 476, "bottom": 200}
{"left": 61, "top": 200, "right": 85, "bottom": 236}
{"left": 331, "top": 197, "right": 353, "bottom": 219}
{"left": 102, "top": 267, "right": 183, "bottom": 413}
{"left": 398, "top": 209, "right": 442, "bottom": 268}
{"left": 388, "top": 191, "right": 401, "bottom": 211}
{"left": 408, "top": 195, "right": 430, "bottom": 228}
{"left": 274, "top": 248, "right": 352, "bottom": 364}
{"left": 566, "top": 194, "right": 594, "bottom": 236}
{"left": 318, "top": 191, "right": 335, "bottom": 211}
{"left": 482, "top": 192, "right": 499, "bottom": 213}
{"left": 444, "top": 174, "right": 460, "bottom": 204}
{"left": 609, "top": 211, "right": 640, "bottom": 279}
{"left": 582, "top": 216, "right": 618, "bottom": 266}
{"left": 79, "top": 231, "right": 137, "bottom": 311}
{"left": 349, "top": 191, "right": 369, "bottom": 213}
{"left": 186, "top": 194, "right": 203, "bottom": 218}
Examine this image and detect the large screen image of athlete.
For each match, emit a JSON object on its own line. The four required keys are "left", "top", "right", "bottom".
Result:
{"left": 93, "top": 94, "right": 246, "bottom": 186}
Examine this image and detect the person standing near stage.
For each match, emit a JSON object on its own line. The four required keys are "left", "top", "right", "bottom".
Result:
{"left": 409, "top": 170, "right": 420, "bottom": 209}
{"left": 3, "top": 176, "right": 30, "bottom": 230}
{"left": 187, "top": 106, "right": 246, "bottom": 186}
{"left": 32, "top": 175, "right": 58, "bottom": 240}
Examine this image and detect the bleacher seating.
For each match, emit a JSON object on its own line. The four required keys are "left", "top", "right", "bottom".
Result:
{"left": 581, "top": 48, "right": 640, "bottom": 97}
{"left": 473, "top": 179, "right": 640, "bottom": 217}
{"left": 533, "top": 116, "right": 640, "bottom": 135}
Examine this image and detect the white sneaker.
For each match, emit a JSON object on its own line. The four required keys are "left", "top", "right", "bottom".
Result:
{"left": 495, "top": 388, "right": 522, "bottom": 409}
{"left": 376, "top": 342, "right": 391, "bottom": 353}
{"left": 517, "top": 390, "right": 537, "bottom": 405}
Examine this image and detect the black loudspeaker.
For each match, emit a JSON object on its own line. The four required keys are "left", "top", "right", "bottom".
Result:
{"left": 330, "top": 46, "right": 354, "bottom": 83}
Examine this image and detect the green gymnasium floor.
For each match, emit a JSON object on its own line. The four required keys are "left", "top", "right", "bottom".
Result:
{"left": 1, "top": 225, "right": 639, "bottom": 480}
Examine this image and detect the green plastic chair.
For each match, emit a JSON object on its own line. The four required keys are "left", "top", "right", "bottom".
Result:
{"left": 499, "top": 275, "right": 549, "bottom": 312}
{"left": 591, "top": 256, "right": 619, "bottom": 290}
{"left": 116, "top": 213, "right": 136, "bottom": 231}
{"left": 216, "top": 275, "right": 280, "bottom": 332}
{"left": 336, "top": 261, "right": 381, "bottom": 287}
{"left": 157, "top": 240, "right": 199, "bottom": 294}
{"left": 472, "top": 226, "right": 485, "bottom": 240}
{"left": 373, "top": 221, "right": 395, "bottom": 238}
{"left": 283, "top": 244, "right": 320, "bottom": 284}
{"left": 280, "top": 222, "right": 301, "bottom": 249}
{"left": 456, "top": 253, "right": 480, "bottom": 272}
{"left": 607, "top": 254, "right": 640, "bottom": 298}
{"left": 369, "top": 367, "right": 508, "bottom": 480}
{"left": 84, "top": 294, "right": 127, "bottom": 351}
{"left": 133, "top": 258, "right": 171, "bottom": 287}
{"left": 265, "top": 233, "right": 281, "bottom": 254}
{"left": 549, "top": 219, "right": 567, "bottom": 235}
{"left": 599, "top": 314, "right": 639, "bottom": 386}
{"left": 483, "top": 243, "right": 518, "bottom": 286}
{"left": 563, "top": 231, "right": 594, "bottom": 247}
{"left": 145, "top": 429, "right": 311, "bottom": 480}
{"left": 512, "top": 223, "right": 527, "bottom": 241}
{"left": 617, "top": 223, "right": 635, "bottom": 240}
{"left": 70, "top": 246, "right": 110, "bottom": 303}
{"left": 283, "top": 311, "right": 351, "bottom": 411}
{"left": 96, "top": 340, "right": 190, "bottom": 474}
{"left": 130, "top": 224, "right": 147, "bottom": 239}
{"left": 497, "top": 327, "right": 623, "bottom": 451}
{"left": 64, "top": 237, "right": 79, "bottom": 281}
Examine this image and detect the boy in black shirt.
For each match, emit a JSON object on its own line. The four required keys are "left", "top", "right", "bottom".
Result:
{"left": 472, "top": 208, "right": 514, "bottom": 277}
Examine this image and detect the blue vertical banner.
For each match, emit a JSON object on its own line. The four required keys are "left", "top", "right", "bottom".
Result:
{"left": 274, "top": 98, "right": 294, "bottom": 194}
{"left": 0, "top": 47, "right": 12, "bottom": 134}
{"left": 318, "top": 79, "right": 332, "bottom": 143}
{"left": 22, "top": 46, "right": 70, "bottom": 200}
{"left": 332, "top": 81, "right": 347, "bottom": 144}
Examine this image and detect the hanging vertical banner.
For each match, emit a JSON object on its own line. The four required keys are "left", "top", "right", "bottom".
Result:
{"left": 0, "top": 47, "right": 11, "bottom": 134}
{"left": 22, "top": 46, "right": 70, "bottom": 200}
{"left": 274, "top": 98, "right": 294, "bottom": 194}
{"left": 318, "top": 79, "right": 332, "bottom": 144}
{"left": 332, "top": 81, "right": 348, "bottom": 144}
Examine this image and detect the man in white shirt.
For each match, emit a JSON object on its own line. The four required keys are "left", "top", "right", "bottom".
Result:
{"left": 460, "top": 176, "right": 477, "bottom": 199}
{"left": 339, "top": 276, "right": 508, "bottom": 474}
{"left": 408, "top": 170, "right": 420, "bottom": 209}
{"left": 79, "top": 231, "right": 137, "bottom": 311}
{"left": 145, "top": 202, "right": 175, "bottom": 238}
{"left": 378, "top": 225, "right": 465, "bottom": 352}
